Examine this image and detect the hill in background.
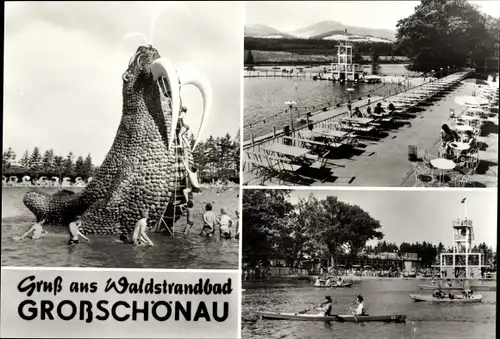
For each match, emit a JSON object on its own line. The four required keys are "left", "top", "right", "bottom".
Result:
{"left": 245, "top": 20, "right": 396, "bottom": 43}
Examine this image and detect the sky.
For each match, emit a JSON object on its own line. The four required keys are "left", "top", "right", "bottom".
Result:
{"left": 4, "top": 2, "right": 243, "bottom": 165}
{"left": 287, "top": 189, "right": 497, "bottom": 249}
{"left": 246, "top": 1, "right": 500, "bottom": 32}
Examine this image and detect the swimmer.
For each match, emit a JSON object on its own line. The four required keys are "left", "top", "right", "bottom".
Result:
{"left": 18, "top": 219, "right": 48, "bottom": 240}
{"left": 217, "top": 208, "right": 233, "bottom": 239}
{"left": 116, "top": 231, "right": 135, "bottom": 244}
{"left": 132, "top": 210, "right": 154, "bottom": 246}
{"left": 200, "top": 202, "right": 216, "bottom": 237}
{"left": 68, "top": 216, "right": 90, "bottom": 245}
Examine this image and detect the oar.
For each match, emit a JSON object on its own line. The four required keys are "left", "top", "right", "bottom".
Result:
{"left": 349, "top": 307, "right": 359, "bottom": 323}
{"left": 296, "top": 304, "right": 318, "bottom": 315}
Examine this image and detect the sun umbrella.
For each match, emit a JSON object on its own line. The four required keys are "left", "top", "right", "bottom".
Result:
{"left": 454, "top": 95, "right": 489, "bottom": 106}
{"left": 462, "top": 78, "right": 490, "bottom": 85}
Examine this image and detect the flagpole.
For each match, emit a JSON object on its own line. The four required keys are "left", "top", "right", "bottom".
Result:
{"left": 464, "top": 198, "right": 467, "bottom": 220}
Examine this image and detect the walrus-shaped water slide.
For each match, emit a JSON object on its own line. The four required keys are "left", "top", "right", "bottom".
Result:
{"left": 23, "top": 45, "right": 212, "bottom": 236}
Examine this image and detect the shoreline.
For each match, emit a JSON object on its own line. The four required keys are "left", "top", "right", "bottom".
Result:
{"left": 243, "top": 276, "right": 497, "bottom": 283}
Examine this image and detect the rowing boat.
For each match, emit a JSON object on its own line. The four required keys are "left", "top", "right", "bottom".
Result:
{"left": 313, "top": 283, "right": 352, "bottom": 288}
{"left": 417, "top": 284, "right": 496, "bottom": 292}
{"left": 257, "top": 312, "right": 339, "bottom": 321}
{"left": 256, "top": 312, "right": 406, "bottom": 323}
{"left": 409, "top": 294, "right": 482, "bottom": 303}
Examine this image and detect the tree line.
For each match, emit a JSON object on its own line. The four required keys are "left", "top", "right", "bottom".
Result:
{"left": 395, "top": 0, "right": 499, "bottom": 73}
{"left": 3, "top": 131, "right": 240, "bottom": 184}
{"left": 190, "top": 131, "right": 240, "bottom": 184}
{"left": 243, "top": 190, "right": 384, "bottom": 267}
{"left": 244, "top": 37, "right": 403, "bottom": 57}
{"left": 2, "top": 147, "right": 95, "bottom": 180}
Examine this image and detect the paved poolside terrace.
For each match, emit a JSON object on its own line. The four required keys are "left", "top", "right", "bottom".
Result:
{"left": 243, "top": 73, "right": 498, "bottom": 187}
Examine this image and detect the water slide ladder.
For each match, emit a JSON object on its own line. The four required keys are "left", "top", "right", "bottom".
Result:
{"left": 155, "top": 124, "right": 194, "bottom": 234}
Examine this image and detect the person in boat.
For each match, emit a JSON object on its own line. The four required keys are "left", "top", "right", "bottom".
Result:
{"left": 68, "top": 216, "right": 90, "bottom": 245}
{"left": 446, "top": 279, "right": 452, "bottom": 287}
{"left": 132, "top": 210, "right": 154, "bottom": 246}
{"left": 182, "top": 159, "right": 202, "bottom": 204}
{"left": 316, "top": 296, "right": 334, "bottom": 316}
{"left": 432, "top": 288, "right": 446, "bottom": 298}
{"left": 350, "top": 295, "right": 366, "bottom": 316}
{"left": 462, "top": 288, "right": 473, "bottom": 298}
{"left": 18, "top": 219, "right": 48, "bottom": 240}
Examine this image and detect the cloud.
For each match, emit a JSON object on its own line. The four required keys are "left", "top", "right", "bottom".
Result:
{"left": 4, "top": 2, "right": 242, "bottom": 165}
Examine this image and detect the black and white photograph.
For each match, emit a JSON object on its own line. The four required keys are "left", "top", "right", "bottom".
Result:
{"left": 242, "top": 1, "right": 499, "bottom": 187}
{"left": 242, "top": 189, "right": 496, "bottom": 338}
{"left": 2, "top": 1, "right": 242, "bottom": 269}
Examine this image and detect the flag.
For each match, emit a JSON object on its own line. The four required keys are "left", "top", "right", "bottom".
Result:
{"left": 461, "top": 197, "right": 467, "bottom": 203}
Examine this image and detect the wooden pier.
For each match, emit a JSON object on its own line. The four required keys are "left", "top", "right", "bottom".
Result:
{"left": 244, "top": 70, "right": 315, "bottom": 79}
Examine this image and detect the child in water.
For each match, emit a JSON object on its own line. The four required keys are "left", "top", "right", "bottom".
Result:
{"left": 132, "top": 210, "right": 154, "bottom": 246}
{"left": 217, "top": 208, "right": 233, "bottom": 239}
{"left": 183, "top": 200, "right": 195, "bottom": 235}
{"left": 182, "top": 158, "right": 201, "bottom": 204}
{"left": 68, "top": 216, "right": 90, "bottom": 245}
{"left": 200, "top": 202, "right": 216, "bottom": 237}
{"left": 17, "top": 219, "right": 48, "bottom": 240}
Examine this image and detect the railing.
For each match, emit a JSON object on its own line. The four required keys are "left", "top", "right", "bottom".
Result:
{"left": 453, "top": 219, "right": 473, "bottom": 227}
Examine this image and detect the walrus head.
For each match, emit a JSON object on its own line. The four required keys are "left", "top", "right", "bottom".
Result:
{"left": 121, "top": 45, "right": 212, "bottom": 151}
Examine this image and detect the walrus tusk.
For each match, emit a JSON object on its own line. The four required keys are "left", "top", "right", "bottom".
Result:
{"left": 150, "top": 57, "right": 181, "bottom": 150}
{"left": 177, "top": 68, "right": 212, "bottom": 151}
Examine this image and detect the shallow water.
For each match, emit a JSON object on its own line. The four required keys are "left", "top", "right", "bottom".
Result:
{"left": 243, "top": 64, "right": 415, "bottom": 141}
{"left": 1, "top": 187, "right": 239, "bottom": 269}
{"left": 242, "top": 279, "right": 496, "bottom": 339}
